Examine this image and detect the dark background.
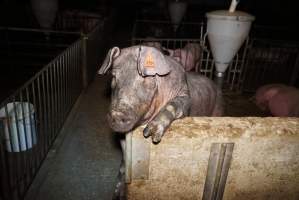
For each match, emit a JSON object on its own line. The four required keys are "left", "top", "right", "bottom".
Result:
{"left": 0, "top": 0, "right": 299, "bottom": 30}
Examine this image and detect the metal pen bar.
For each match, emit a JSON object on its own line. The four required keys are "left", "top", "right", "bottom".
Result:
{"left": 0, "top": 129, "right": 13, "bottom": 200}
{"left": 58, "top": 56, "right": 64, "bottom": 129}
{"left": 62, "top": 53, "right": 67, "bottom": 121}
{"left": 46, "top": 68, "right": 53, "bottom": 146}
{"left": 70, "top": 45, "right": 76, "bottom": 105}
{"left": 4, "top": 101, "right": 19, "bottom": 200}
{"left": 0, "top": 26, "right": 80, "bottom": 35}
{"left": 11, "top": 100, "right": 23, "bottom": 199}
{"left": 29, "top": 83, "right": 38, "bottom": 175}
{"left": 19, "top": 92, "right": 30, "bottom": 192}
{"left": 53, "top": 61, "right": 58, "bottom": 138}
{"left": 36, "top": 76, "right": 44, "bottom": 161}
{"left": 67, "top": 48, "right": 71, "bottom": 112}
{"left": 41, "top": 72, "right": 48, "bottom": 155}
{"left": 48, "top": 65, "right": 54, "bottom": 143}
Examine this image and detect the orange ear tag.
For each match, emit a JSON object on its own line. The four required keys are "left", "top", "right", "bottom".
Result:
{"left": 144, "top": 52, "right": 155, "bottom": 68}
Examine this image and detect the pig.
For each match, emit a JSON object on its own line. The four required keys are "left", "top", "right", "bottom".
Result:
{"left": 254, "top": 84, "right": 299, "bottom": 117}
{"left": 142, "top": 40, "right": 170, "bottom": 56}
{"left": 98, "top": 45, "right": 223, "bottom": 199}
{"left": 167, "top": 43, "right": 201, "bottom": 71}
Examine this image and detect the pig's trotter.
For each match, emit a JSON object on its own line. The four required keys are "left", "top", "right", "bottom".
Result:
{"left": 144, "top": 97, "right": 190, "bottom": 143}
{"left": 144, "top": 121, "right": 165, "bottom": 144}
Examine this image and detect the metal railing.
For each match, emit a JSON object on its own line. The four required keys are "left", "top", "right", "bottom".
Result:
{"left": 241, "top": 39, "right": 299, "bottom": 92}
{"left": 132, "top": 20, "right": 299, "bottom": 92}
{"left": 131, "top": 20, "right": 249, "bottom": 91}
{"left": 0, "top": 27, "right": 81, "bottom": 103}
{"left": 0, "top": 23, "right": 104, "bottom": 200}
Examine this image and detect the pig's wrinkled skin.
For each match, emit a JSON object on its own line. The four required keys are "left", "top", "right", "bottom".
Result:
{"left": 255, "top": 84, "right": 299, "bottom": 117}
{"left": 98, "top": 45, "right": 222, "bottom": 199}
{"left": 167, "top": 43, "right": 201, "bottom": 71}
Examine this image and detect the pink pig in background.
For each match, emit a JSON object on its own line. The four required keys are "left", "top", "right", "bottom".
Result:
{"left": 167, "top": 43, "right": 201, "bottom": 71}
{"left": 142, "top": 41, "right": 202, "bottom": 72}
{"left": 254, "top": 84, "right": 299, "bottom": 117}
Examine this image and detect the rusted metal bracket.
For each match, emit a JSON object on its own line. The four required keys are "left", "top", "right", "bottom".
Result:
{"left": 202, "top": 143, "right": 235, "bottom": 200}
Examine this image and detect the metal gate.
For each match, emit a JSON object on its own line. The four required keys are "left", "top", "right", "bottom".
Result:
{"left": 241, "top": 39, "right": 299, "bottom": 92}
{"left": 0, "top": 23, "right": 104, "bottom": 200}
{"left": 132, "top": 20, "right": 249, "bottom": 92}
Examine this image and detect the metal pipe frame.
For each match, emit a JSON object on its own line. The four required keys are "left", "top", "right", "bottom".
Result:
{"left": 0, "top": 24, "right": 103, "bottom": 200}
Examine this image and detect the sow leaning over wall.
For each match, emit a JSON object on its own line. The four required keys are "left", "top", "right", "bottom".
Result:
{"left": 98, "top": 45, "right": 223, "bottom": 199}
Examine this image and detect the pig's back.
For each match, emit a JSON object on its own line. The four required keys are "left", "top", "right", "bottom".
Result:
{"left": 186, "top": 72, "right": 223, "bottom": 116}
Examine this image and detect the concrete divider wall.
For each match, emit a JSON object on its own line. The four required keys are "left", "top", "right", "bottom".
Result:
{"left": 126, "top": 117, "right": 299, "bottom": 200}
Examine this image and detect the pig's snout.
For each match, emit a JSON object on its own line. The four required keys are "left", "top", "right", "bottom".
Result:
{"left": 111, "top": 110, "right": 133, "bottom": 125}
{"left": 107, "top": 110, "right": 137, "bottom": 132}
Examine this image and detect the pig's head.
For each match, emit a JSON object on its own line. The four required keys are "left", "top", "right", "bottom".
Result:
{"left": 98, "top": 46, "right": 171, "bottom": 133}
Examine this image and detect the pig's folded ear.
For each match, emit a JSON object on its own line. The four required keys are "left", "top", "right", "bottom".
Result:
{"left": 98, "top": 47, "right": 120, "bottom": 74}
{"left": 137, "top": 46, "right": 171, "bottom": 77}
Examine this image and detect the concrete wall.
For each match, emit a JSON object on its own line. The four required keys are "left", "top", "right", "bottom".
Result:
{"left": 125, "top": 117, "right": 299, "bottom": 200}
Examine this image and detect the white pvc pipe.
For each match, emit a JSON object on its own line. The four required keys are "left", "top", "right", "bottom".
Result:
{"left": 229, "top": 0, "right": 239, "bottom": 13}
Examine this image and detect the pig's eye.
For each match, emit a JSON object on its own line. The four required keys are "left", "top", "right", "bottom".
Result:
{"left": 111, "top": 77, "right": 116, "bottom": 89}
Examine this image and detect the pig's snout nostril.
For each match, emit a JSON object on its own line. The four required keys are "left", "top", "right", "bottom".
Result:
{"left": 110, "top": 110, "right": 132, "bottom": 125}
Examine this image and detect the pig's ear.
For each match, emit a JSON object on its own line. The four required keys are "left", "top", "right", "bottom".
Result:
{"left": 137, "top": 46, "right": 171, "bottom": 76}
{"left": 98, "top": 47, "right": 120, "bottom": 74}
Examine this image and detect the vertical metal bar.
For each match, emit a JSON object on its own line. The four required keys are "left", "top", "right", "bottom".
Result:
{"left": 53, "top": 61, "right": 58, "bottom": 137}
{"left": 202, "top": 143, "right": 234, "bottom": 200}
{"left": 62, "top": 53, "right": 67, "bottom": 120}
{"left": 12, "top": 101, "right": 22, "bottom": 153}
{"left": 37, "top": 76, "right": 45, "bottom": 160}
{"left": 47, "top": 66, "right": 52, "bottom": 143}
{"left": 65, "top": 50, "right": 69, "bottom": 115}
{"left": 0, "top": 107, "right": 13, "bottom": 200}
{"left": 67, "top": 48, "right": 72, "bottom": 111}
{"left": 200, "top": 22, "right": 204, "bottom": 42}
{"left": 81, "top": 34, "right": 88, "bottom": 88}
{"left": 238, "top": 38, "right": 249, "bottom": 91}
{"left": 45, "top": 68, "right": 52, "bottom": 148}
{"left": 4, "top": 101, "right": 19, "bottom": 199}
{"left": 58, "top": 56, "right": 64, "bottom": 129}
{"left": 49, "top": 65, "right": 55, "bottom": 142}
{"left": 78, "top": 41, "right": 83, "bottom": 93}
{"left": 41, "top": 72, "right": 48, "bottom": 154}
{"left": 19, "top": 91, "right": 30, "bottom": 192}
{"left": 230, "top": 54, "right": 239, "bottom": 91}
{"left": 65, "top": 50, "right": 69, "bottom": 114}
{"left": 20, "top": 93, "right": 29, "bottom": 150}
{"left": 206, "top": 51, "right": 211, "bottom": 78}
{"left": 70, "top": 45, "right": 76, "bottom": 105}
{"left": 4, "top": 103, "right": 14, "bottom": 152}
{"left": 11, "top": 100, "right": 23, "bottom": 198}
{"left": 25, "top": 87, "right": 33, "bottom": 189}
{"left": 30, "top": 82, "right": 39, "bottom": 174}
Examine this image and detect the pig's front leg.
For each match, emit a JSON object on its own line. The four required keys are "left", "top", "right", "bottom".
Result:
{"left": 112, "top": 138, "right": 126, "bottom": 200}
{"left": 143, "top": 96, "right": 190, "bottom": 143}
